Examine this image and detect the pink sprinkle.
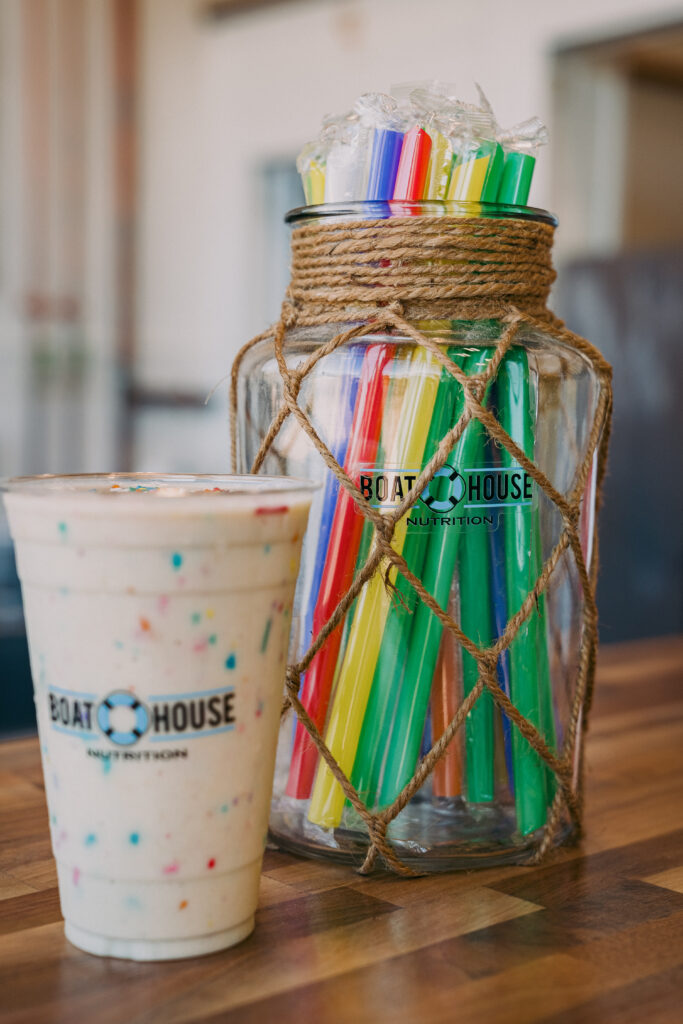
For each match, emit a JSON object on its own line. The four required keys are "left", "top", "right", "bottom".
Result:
{"left": 158, "top": 595, "right": 169, "bottom": 613}
{"left": 162, "top": 861, "right": 180, "bottom": 875}
{"left": 73, "top": 867, "right": 80, "bottom": 885}
{"left": 193, "top": 640, "right": 207, "bottom": 653}
{"left": 178, "top": 577, "right": 186, "bottom": 587}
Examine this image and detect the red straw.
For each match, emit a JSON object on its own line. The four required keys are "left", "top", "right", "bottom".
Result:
{"left": 392, "top": 126, "right": 432, "bottom": 201}
{"left": 286, "top": 344, "right": 395, "bottom": 798}
{"left": 431, "top": 631, "right": 463, "bottom": 798}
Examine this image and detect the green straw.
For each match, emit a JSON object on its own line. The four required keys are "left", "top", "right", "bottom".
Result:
{"left": 496, "top": 348, "right": 553, "bottom": 834}
{"left": 376, "top": 348, "right": 493, "bottom": 810}
{"left": 457, "top": 349, "right": 496, "bottom": 802}
{"left": 351, "top": 348, "right": 465, "bottom": 806}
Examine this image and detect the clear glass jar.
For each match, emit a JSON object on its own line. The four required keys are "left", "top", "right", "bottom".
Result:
{"left": 236, "top": 202, "right": 606, "bottom": 870}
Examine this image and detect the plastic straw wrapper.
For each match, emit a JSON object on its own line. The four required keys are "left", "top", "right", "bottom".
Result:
{"left": 446, "top": 102, "right": 504, "bottom": 204}
{"left": 360, "top": 92, "right": 405, "bottom": 201}
{"left": 408, "top": 86, "right": 461, "bottom": 200}
{"left": 296, "top": 139, "right": 328, "bottom": 206}
{"left": 323, "top": 106, "right": 373, "bottom": 203}
{"left": 496, "top": 116, "right": 548, "bottom": 206}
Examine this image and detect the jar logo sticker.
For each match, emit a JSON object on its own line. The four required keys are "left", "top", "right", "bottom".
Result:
{"left": 358, "top": 464, "right": 532, "bottom": 525}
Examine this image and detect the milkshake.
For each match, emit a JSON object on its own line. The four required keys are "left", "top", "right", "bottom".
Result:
{"left": 3, "top": 474, "right": 315, "bottom": 960}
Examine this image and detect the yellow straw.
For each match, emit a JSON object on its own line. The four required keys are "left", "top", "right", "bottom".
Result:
{"left": 308, "top": 346, "right": 442, "bottom": 828}
{"left": 308, "top": 160, "right": 326, "bottom": 205}
{"left": 447, "top": 153, "right": 490, "bottom": 201}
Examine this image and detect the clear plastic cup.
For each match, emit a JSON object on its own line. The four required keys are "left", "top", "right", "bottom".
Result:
{"left": 2, "top": 473, "right": 316, "bottom": 960}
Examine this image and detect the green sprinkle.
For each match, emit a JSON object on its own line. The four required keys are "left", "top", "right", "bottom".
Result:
{"left": 208, "top": 634, "right": 217, "bottom": 645}
{"left": 57, "top": 521, "right": 67, "bottom": 536}
{"left": 191, "top": 612, "right": 201, "bottom": 625}
{"left": 261, "top": 618, "right": 272, "bottom": 653}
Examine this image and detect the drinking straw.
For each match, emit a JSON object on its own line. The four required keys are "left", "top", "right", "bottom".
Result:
{"left": 308, "top": 346, "right": 443, "bottom": 828}
{"left": 496, "top": 116, "right": 547, "bottom": 206}
{"left": 393, "top": 126, "right": 432, "bottom": 200}
{"left": 350, "top": 349, "right": 463, "bottom": 804}
{"left": 308, "top": 160, "right": 326, "bottom": 204}
{"left": 497, "top": 151, "right": 535, "bottom": 205}
{"left": 366, "top": 128, "right": 404, "bottom": 200}
{"left": 375, "top": 349, "right": 494, "bottom": 810}
{"left": 300, "top": 348, "right": 364, "bottom": 658}
{"left": 488, "top": 500, "right": 515, "bottom": 789}
{"left": 430, "top": 629, "right": 463, "bottom": 798}
{"left": 497, "top": 348, "right": 554, "bottom": 834}
{"left": 447, "top": 139, "right": 504, "bottom": 202}
{"left": 297, "top": 142, "right": 327, "bottom": 205}
{"left": 457, "top": 365, "right": 496, "bottom": 802}
{"left": 286, "top": 343, "right": 394, "bottom": 799}
{"left": 423, "top": 127, "right": 453, "bottom": 199}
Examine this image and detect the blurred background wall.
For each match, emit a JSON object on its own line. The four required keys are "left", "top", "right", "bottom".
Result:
{"left": 1, "top": 0, "right": 682, "bottom": 732}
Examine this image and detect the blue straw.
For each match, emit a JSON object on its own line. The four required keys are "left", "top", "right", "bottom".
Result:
{"left": 301, "top": 347, "right": 363, "bottom": 656}
{"left": 366, "top": 129, "right": 404, "bottom": 200}
{"left": 488, "top": 509, "right": 515, "bottom": 792}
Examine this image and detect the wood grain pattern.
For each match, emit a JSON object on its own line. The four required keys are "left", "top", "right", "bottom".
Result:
{"left": 0, "top": 636, "right": 681, "bottom": 1024}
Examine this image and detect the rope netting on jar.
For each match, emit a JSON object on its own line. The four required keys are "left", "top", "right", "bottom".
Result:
{"left": 229, "top": 215, "right": 613, "bottom": 876}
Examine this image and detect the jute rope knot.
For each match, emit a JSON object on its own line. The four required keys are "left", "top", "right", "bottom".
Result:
{"left": 230, "top": 215, "right": 612, "bottom": 876}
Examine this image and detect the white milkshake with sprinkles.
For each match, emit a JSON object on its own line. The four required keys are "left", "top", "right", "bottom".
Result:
{"left": 3, "top": 473, "right": 315, "bottom": 960}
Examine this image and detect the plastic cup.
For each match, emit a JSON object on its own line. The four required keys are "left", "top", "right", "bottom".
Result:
{"left": 2, "top": 473, "right": 316, "bottom": 961}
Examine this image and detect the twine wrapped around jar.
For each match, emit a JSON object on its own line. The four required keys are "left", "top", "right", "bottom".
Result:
{"left": 230, "top": 214, "right": 612, "bottom": 876}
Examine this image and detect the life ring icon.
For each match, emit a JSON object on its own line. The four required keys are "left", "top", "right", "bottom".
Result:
{"left": 97, "top": 691, "right": 150, "bottom": 746}
{"left": 420, "top": 465, "right": 465, "bottom": 513}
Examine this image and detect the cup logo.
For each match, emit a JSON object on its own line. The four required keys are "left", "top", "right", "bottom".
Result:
{"left": 97, "top": 691, "right": 150, "bottom": 746}
{"left": 46, "top": 685, "right": 237, "bottom": 750}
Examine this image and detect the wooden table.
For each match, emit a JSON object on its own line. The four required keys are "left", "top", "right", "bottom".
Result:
{"left": 1, "top": 636, "right": 682, "bottom": 1024}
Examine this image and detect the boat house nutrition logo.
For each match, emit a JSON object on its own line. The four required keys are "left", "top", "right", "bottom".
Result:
{"left": 358, "top": 463, "right": 533, "bottom": 526}
{"left": 46, "top": 684, "right": 236, "bottom": 762}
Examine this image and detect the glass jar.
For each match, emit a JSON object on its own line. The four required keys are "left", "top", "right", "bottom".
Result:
{"left": 235, "top": 201, "right": 608, "bottom": 871}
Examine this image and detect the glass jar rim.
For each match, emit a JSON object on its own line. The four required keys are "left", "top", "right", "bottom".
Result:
{"left": 286, "top": 199, "right": 557, "bottom": 228}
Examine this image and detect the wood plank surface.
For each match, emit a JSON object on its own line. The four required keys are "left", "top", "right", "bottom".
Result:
{"left": 0, "top": 636, "right": 682, "bottom": 1024}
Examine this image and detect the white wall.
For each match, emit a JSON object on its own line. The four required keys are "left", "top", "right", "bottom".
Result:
{"left": 137, "top": 0, "right": 683, "bottom": 394}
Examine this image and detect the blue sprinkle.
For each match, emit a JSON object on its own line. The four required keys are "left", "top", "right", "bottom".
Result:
{"left": 102, "top": 757, "right": 112, "bottom": 776}
{"left": 84, "top": 833, "right": 97, "bottom": 846}
{"left": 225, "top": 653, "right": 236, "bottom": 670}
{"left": 126, "top": 895, "right": 143, "bottom": 910}
{"left": 129, "top": 832, "right": 140, "bottom": 845}
{"left": 59, "top": 587, "right": 69, "bottom": 597}
{"left": 171, "top": 552, "right": 183, "bottom": 570}
{"left": 114, "top": 640, "right": 124, "bottom": 650}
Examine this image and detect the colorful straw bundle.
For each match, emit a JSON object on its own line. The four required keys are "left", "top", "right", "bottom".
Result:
{"left": 290, "top": 84, "right": 556, "bottom": 839}
{"left": 297, "top": 83, "right": 547, "bottom": 206}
